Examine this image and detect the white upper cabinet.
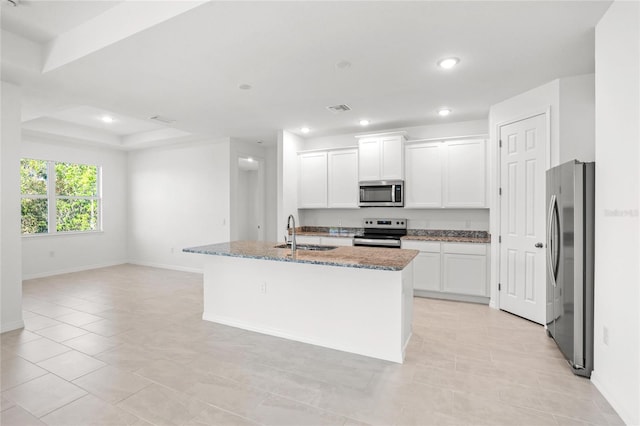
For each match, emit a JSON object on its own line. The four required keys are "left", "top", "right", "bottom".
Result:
{"left": 357, "top": 133, "right": 406, "bottom": 181}
{"left": 298, "top": 148, "right": 359, "bottom": 209}
{"left": 298, "top": 151, "right": 328, "bottom": 208}
{"left": 404, "top": 137, "right": 487, "bottom": 209}
{"left": 405, "top": 142, "right": 442, "bottom": 208}
{"left": 380, "top": 136, "right": 404, "bottom": 180}
{"left": 443, "top": 139, "right": 487, "bottom": 208}
{"left": 328, "top": 149, "right": 359, "bottom": 208}
{"left": 357, "top": 139, "right": 380, "bottom": 181}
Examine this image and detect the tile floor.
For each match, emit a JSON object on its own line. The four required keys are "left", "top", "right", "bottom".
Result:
{"left": 0, "top": 264, "right": 624, "bottom": 426}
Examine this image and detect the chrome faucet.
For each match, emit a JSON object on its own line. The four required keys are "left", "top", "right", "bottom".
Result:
{"left": 286, "top": 214, "right": 297, "bottom": 256}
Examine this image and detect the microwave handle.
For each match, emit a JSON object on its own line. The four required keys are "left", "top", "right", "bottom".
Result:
{"left": 391, "top": 185, "right": 396, "bottom": 203}
{"left": 360, "top": 188, "right": 365, "bottom": 201}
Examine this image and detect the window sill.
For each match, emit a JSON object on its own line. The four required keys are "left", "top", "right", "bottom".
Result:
{"left": 22, "top": 230, "right": 104, "bottom": 239}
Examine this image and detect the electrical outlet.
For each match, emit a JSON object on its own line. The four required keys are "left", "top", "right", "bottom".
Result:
{"left": 170, "top": 247, "right": 175, "bottom": 254}
{"left": 603, "top": 326, "right": 609, "bottom": 345}
{"left": 49, "top": 251, "right": 55, "bottom": 258}
{"left": 260, "top": 282, "right": 267, "bottom": 294}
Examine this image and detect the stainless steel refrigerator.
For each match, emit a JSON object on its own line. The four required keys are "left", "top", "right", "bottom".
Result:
{"left": 546, "top": 160, "right": 595, "bottom": 378}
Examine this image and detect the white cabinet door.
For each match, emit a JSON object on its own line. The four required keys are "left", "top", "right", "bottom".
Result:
{"left": 442, "top": 243, "right": 488, "bottom": 296}
{"left": 380, "top": 136, "right": 404, "bottom": 180}
{"left": 443, "top": 139, "right": 486, "bottom": 208}
{"left": 402, "top": 240, "right": 441, "bottom": 292}
{"left": 413, "top": 252, "right": 441, "bottom": 291}
{"left": 328, "top": 149, "right": 358, "bottom": 208}
{"left": 298, "top": 152, "right": 327, "bottom": 208}
{"left": 405, "top": 142, "right": 442, "bottom": 208}
{"left": 358, "top": 138, "right": 380, "bottom": 181}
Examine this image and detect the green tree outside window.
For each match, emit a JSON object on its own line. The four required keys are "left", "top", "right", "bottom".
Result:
{"left": 20, "top": 159, "right": 101, "bottom": 235}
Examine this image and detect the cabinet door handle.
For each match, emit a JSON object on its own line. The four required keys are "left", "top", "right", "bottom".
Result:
{"left": 535, "top": 242, "right": 543, "bottom": 248}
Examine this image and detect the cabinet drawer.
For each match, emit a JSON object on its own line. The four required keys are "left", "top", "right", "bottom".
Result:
{"left": 295, "top": 236, "right": 322, "bottom": 245}
{"left": 401, "top": 240, "right": 440, "bottom": 253}
{"left": 320, "top": 236, "right": 352, "bottom": 246}
{"left": 442, "top": 243, "right": 486, "bottom": 255}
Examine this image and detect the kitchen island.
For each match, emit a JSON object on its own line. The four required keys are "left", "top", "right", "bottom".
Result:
{"left": 184, "top": 241, "right": 418, "bottom": 363}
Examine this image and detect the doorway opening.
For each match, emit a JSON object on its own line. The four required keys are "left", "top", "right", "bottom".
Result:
{"left": 236, "top": 155, "right": 265, "bottom": 241}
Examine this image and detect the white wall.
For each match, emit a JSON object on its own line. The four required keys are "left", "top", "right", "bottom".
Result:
{"left": 277, "top": 130, "right": 303, "bottom": 239}
{"left": 127, "top": 139, "right": 231, "bottom": 272}
{"left": 21, "top": 136, "right": 128, "bottom": 279}
{"left": 559, "top": 74, "right": 596, "bottom": 163}
{"left": 592, "top": 2, "right": 640, "bottom": 424}
{"left": 1, "top": 81, "right": 24, "bottom": 332}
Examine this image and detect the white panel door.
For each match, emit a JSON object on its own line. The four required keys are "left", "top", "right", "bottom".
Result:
{"left": 499, "top": 113, "right": 547, "bottom": 324}
{"left": 405, "top": 143, "right": 442, "bottom": 208}
{"left": 298, "top": 152, "right": 327, "bottom": 208}
{"left": 380, "top": 136, "right": 403, "bottom": 180}
{"left": 443, "top": 139, "right": 486, "bottom": 207}
{"left": 328, "top": 149, "right": 358, "bottom": 208}
{"left": 358, "top": 138, "right": 380, "bottom": 181}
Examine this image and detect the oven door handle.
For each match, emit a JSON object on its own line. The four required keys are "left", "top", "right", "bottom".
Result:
{"left": 353, "top": 238, "right": 401, "bottom": 247}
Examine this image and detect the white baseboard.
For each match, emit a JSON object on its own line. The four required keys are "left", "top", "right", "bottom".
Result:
{"left": 202, "top": 312, "right": 403, "bottom": 363}
{"left": 22, "top": 260, "right": 128, "bottom": 280}
{"left": 591, "top": 370, "right": 635, "bottom": 426}
{"left": 127, "top": 260, "right": 203, "bottom": 274}
{"left": 1, "top": 319, "right": 25, "bottom": 333}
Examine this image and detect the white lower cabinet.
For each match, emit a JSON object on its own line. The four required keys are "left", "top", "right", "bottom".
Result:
{"left": 402, "top": 241, "right": 440, "bottom": 291}
{"left": 402, "top": 240, "right": 489, "bottom": 301}
{"left": 442, "top": 243, "right": 487, "bottom": 296}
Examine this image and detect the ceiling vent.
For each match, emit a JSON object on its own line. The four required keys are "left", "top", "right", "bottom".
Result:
{"left": 149, "top": 115, "right": 176, "bottom": 125}
{"left": 326, "top": 104, "right": 352, "bottom": 113}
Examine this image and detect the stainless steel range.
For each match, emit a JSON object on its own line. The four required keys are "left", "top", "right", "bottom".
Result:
{"left": 353, "top": 218, "right": 407, "bottom": 248}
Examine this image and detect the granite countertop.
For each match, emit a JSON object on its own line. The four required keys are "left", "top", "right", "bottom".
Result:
{"left": 293, "top": 226, "right": 358, "bottom": 238}
{"left": 183, "top": 241, "right": 418, "bottom": 271}
{"left": 293, "top": 227, "right": 490, "bottom": 243}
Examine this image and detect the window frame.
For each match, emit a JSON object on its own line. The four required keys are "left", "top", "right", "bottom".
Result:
{"left": 20, "top": 158, "right": 103, "bottom": 236}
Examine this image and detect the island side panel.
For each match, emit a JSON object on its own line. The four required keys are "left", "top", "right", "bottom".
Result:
{"left": 401, "top": 260, "right": 414, "bottom": 358}
{"left": 202, "top": 255, "right": 409, "bottom": 363}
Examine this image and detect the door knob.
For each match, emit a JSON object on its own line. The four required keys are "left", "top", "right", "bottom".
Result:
{"left": 535, "top": 242, "right": 544, "bottom": 248}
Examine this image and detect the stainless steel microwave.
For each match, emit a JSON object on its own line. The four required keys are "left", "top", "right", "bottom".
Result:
{"left": 359, "top": 180, "right": 404, "bottom": 207}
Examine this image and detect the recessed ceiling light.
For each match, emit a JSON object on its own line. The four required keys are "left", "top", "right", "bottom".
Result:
{"left": 247, "top": 157, "right": 254, "bottom": 162}
{"left": 359, "top": 119, "right": 370, "bottom": 126}
{"left": 437, "top": 57, "right": 460, "bottom": 69}
{"left": 101, "top": 115, "right": 114, "bottom": 123}
{"left": 335, "top": 60, "right": 352, "bottom": 70}
{"left": 438, "top": 108, "right": 452, "bottom": 117}
{"left": 301, "top": 127, "right": 310, "bottom": 134}
{"left": 238, "top": 83, "right": 252, "bottom": 90}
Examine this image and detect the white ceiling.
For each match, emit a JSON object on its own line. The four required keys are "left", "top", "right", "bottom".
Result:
{"left": 1, "top": 1, "right": 612, "bottom": 149}
{"left": 1, "top": 0, "right": 122, "bottom": 43}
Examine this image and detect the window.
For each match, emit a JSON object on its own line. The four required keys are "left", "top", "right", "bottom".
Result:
{"left": 20, "top": 159, "right": 101, "bottom": 235}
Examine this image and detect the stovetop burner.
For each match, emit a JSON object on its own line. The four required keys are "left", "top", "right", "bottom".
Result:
{"left": 353, "top": 218, "right": 407, "bottom": 248}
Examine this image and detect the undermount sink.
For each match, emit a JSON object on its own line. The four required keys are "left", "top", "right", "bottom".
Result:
{"left": 274, "top": 243, "right": 338, "bottom": 251}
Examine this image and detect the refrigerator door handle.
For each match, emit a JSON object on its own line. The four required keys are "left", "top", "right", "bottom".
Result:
{"left": 547, "top": 194, "right": 558, "bottom": 287}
